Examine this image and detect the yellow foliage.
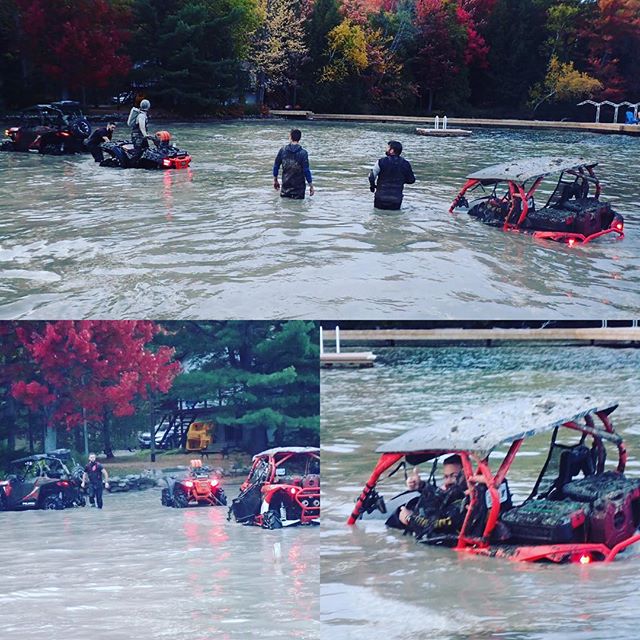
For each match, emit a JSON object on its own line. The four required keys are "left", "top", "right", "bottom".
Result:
{"left": 320, "top": 19, "right": 368, "bottom": 83}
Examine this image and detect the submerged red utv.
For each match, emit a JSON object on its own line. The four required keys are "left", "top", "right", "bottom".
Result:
{"left": 450, "top": 157, "right": 624, "bottom": 245}
{"left": 161, "top": 460, "right": 226, "bottom": 508}
{"left": 228, "top": 447, "right": 320, "bottom": 529}
{"left": 349, "top": 397, "right": 640, "bottom": 563}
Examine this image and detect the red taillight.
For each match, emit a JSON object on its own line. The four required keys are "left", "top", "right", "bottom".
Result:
{"left": 210, "top": 479, "right": 219, "bottom": 487}
{"left": 162, "top": 158, "right": 171, "bottom": 167}
{"left": 579, "top": 554, "right": 591, "bottom": 564}
{"left": 60, "top": 131, "right": 71, "bottom": 137}
{"left": 289, "top": 487, "right": 297, "bottom": 495}
{"left": 568, "top": 238, "right": 576, "bottom": 247}
{"left": 58, "top": 480, "right": 69, "bottom": 487}
{"left": 184, "top": 480, "right": 193, "bottom": 488}
{"left": 616, "top": 222, "right": 623, "bottom": 231}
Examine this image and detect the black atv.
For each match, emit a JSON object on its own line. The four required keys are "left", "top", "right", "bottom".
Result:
{"left": 0, "top": 452, "right": 86, "bottom": 511}
{"left": 100, "top": 139, "right": 192, "bottom": 170}
{"left": 1, "top": 101, "right": 91, "bottom": 155}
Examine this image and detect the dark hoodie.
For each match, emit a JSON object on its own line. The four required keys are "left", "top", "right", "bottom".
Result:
{"left": 273, "top": 143, "right": 313, "bottom": 199}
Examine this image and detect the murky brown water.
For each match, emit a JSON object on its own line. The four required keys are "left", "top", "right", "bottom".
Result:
{"left": 320, "top": 345, "right": 640, "bottom": 640}
{"left": 0, "top": 487, "right": 319, "bottom": 639}
{"left": 1, "top": 121, "right": 639, "bottom": 318}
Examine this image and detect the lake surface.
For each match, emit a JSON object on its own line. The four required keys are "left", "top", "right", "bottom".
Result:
{"left": 1, "top": 121, "right": 638, "bottom": 318}
{"left": 0, "top": 487, "right": 319, "bottom": 640}
{"left": 320, "top": 345, "right": 640, "bottom": 640}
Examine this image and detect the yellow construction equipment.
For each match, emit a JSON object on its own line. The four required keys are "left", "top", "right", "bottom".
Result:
{"left": 186, "top": 421, "right": 214, "bottom": 451}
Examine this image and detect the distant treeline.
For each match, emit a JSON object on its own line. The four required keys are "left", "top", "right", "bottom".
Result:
{"left": 0, "top": 0, "right": 638, "bottom": 117}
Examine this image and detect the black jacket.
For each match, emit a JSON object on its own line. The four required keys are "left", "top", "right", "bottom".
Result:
{"left": 369, "top": 155, "right": 416, "bottom": 207}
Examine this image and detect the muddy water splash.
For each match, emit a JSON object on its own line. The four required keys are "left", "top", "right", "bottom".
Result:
{"left": 0, "top": 488, "right": 319, "bottom": 639}
{"left": 321, "top": 345, "right": 640, "bottom": 640}
{"left": 1, "top": 122, "right": 638, "bottom": 318}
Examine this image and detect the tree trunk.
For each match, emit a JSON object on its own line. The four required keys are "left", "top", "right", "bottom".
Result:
{"left": 28, "top": 415, "right": 36, "bottom": 454}
{"left": 102, "top": 410, "right": 114, "bottom": 459}
{"left": 44, "top": 424, "right": 57, "bottom": 452}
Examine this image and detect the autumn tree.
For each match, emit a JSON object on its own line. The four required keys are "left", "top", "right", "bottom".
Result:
{"left": 9, "top": 321, "right": 180, "bottom": 457}
{"left": 251, "top": 0, "right": 309, "bottom": 106}
{"left": 14, "top": 0, "right": 132, "bottom": 101}
{"left": 529, "top": 55, "right": 603, "bottom": 112}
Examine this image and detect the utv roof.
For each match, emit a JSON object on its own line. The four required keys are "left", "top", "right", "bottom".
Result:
{"left": 253, "top": 446, "right": 320, "bottom": 460}
{"left": 10, "top": 453, "right": 67, "bottom": 465}
{"left": 376, "top": 397, "right": 617, "bottom": 459}
{"left": 466, "top": 157, "right": 598, "bottom": 183}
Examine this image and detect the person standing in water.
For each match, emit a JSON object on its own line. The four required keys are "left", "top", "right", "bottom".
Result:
{"left": 273, "top": 129, "right": 315, "bottom": 199}
{"left": 127, "top": 99, "right": 151, "bottom": 163}
{"left": 81, "top": 453, "right": 110, "bottom": 509}
{"left": 368, "top": 140, "right": 415, "bottom": 210}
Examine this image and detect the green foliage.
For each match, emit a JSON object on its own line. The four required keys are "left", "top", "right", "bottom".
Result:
{"left": 130, "top": 0, "right": 260, "bottom": 112}
{"left": 157, "top": 321, "right": 319, "bottom": 447}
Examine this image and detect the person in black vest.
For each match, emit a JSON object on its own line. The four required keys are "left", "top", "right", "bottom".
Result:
{"left": 81, "top": 453, "right": 110, "bottom": 509}
{"left": 273, "top": 129, "right": 315, "bottom": 199}
{"left": 368, "top": 140, "right": 416, "bottom": 210}
{"left": 85, "top": 122, "right": 116, "bottom": 162}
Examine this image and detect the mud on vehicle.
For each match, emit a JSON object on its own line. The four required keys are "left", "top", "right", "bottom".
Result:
{"left": 161, "top": 460, "right": 226, "bottom": 508}
{"left": 450, "top": 157, "right": 624, "bottom": 245}
{"left": 228, "top": 447, "right": 320, "bottom": 529}
{"left": 1, "top": 101, "right": 91, "bottom": 155}
{"left": 0, "top": 450, "right": 86, "bottom": 511}
{"left": 350, "top": 397, "right": 640, "bottom": 564}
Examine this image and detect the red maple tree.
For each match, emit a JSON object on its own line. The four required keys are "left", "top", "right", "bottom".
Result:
{"left": 15, "top": 0, "right": 131, "bottom": 94}
{"left": 10, "top": 321, "right": 181, "bottom": 436}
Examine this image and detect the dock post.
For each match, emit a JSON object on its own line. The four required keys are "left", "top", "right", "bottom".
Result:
{"left": 434, "top": 115, "right": 440, "bottom": 130}
{"left": 443, "top": 115, "right": 448, "bottom": 130}
{"left": 336, "top": 325, "right": 341, "bottom": 354}
{"left": 319, "top": 326, "right": 324, "bottom": 355}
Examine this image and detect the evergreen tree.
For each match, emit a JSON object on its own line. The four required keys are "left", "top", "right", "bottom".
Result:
{"left": 158, "top": 321, "right": 320, "bottom": 450}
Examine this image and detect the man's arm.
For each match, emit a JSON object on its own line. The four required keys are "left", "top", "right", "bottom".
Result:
{"left": 81, "top": 471, "right": 87, "bottom": 487}
{"left": 273, "top": 148, "right": 283, "bottom": 190}
{"left": 369, "top": 160, "right": 381, "bottom": 192}
{"left": 404, "top": 161, "right": 416, "bottom": 185}
{"left": 102, "top": 466, "right": 109, "bottom": 487}
{"left": 138, "top": 114, "right": 149, "bottom": 137}
{"left": 301, "top": 150, "right": 314, "bottom": 195}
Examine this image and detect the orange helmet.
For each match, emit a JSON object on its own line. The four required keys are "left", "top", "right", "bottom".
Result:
{"left": 156, "top": 130, "right": 171, "bottom": 142}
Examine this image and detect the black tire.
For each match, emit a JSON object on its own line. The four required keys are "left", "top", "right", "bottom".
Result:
{"left": 42, "top": 494, "right": 64, "bottom": 510}
{"left": 173, "top": 488, "right": 189, "bottom": 508}
{"left": 161, "top": 488, "right": 173, "bottom": 507}
{"left": 70, "top": 118, "right": 91, "bottom": 138}
{"left": 262, "top": 509, "right": 282, "bottom": 530}
{"left": 0, "top": 140, "right": 15, "bottom": 152}
{"left": 216, "top": 489, "right": 227, "bottom": 506}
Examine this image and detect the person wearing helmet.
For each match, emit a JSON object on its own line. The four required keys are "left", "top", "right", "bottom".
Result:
{"left": 128, "top": 98, "right": 151, "bottom": 163}
{"left": 368, "top": 140, "right": 416, "bottom": 210}
{"left": 154, "top": 130, "right": 172, "bottom": 151}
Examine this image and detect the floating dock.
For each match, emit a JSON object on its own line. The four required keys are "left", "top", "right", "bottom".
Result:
{"left": 270, "top": 111, "right": 640, "bottom": 136}
{"left": 416, "top": 127, "right": 471, "bottom": 137}
{"left": 320, "top": 326, "right": 376, "bottom": 368}
{"left": 321, "top": 328, "right": 640, "bottom": 346}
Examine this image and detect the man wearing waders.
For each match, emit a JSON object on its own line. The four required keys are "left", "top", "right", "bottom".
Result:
{"left": 368, "top": 140, "right": 415, "bottom": 210}
{"left": 81, "top": 453, "right": 110, "bottom": 509}
{"left": 273, "top": 129, "right": 314, "bottom": 199}
{"left": 127, "top": 99, "right": 151, "bottom": 164}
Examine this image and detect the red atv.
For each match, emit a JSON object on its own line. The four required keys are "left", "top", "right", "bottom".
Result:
{"left": 161, "top": 460, "right": 226, "bottom": 508}
{"left": 228, "top": 447, "right": 320, "bottom": 529}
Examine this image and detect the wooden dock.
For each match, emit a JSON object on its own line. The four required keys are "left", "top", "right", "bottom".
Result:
{"left": 269, "top": 111, "right": 640, "bottom": 136}
{"left": 320, "top": 352, "right": 377, "bottom": 368}
{"left": 321, "top": 328, "right": 640, "bottom": 346}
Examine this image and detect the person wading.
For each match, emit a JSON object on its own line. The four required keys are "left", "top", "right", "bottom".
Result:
{"left": 81, "top": 453, "right": 110, "bottom": 509}
{"left": 273, "top": 128, "right": 315, "bottom": 199}
{"left": 368, "top": 140, "right": 416, "bottom": 210}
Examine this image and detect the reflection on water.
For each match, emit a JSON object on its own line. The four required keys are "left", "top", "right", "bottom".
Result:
{"left": 0, "top": 489, "right": 319, "bottom": 640}
{"left": 321, "top": 346, "right": 640, "bottom": 640}
{"left": 1, "top": 122, "right": 639, "bottom": 318}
